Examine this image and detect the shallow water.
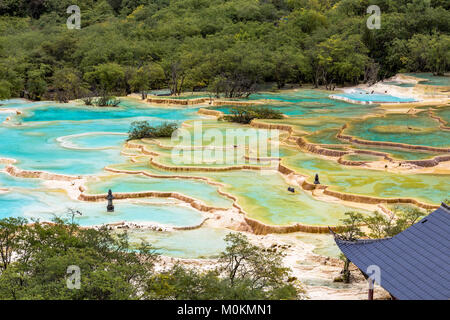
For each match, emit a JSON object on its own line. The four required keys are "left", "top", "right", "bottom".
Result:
{"left": 86, "top": 174, "right": 234, "bottom": 208}
{"left": 334, "top": 89, "right": 417, "bottom": 103}
{"left": 342, "top": 154, "right": 383, "bottom": 162}
{"left": 283, "top": 152, "right": 447, "bottom": 205}
{"left": 197, "top": 171, "right": 373, "bottom": 226}
{"left": 60, "top": 132, "right": 127, "bottom": 150}
{"left": 106, "top": 159, "right": 373, "bottom": 226}
{"left": 124, "top": 227, "right": 232, "bottom": 259}
{"left": 0, "top": 182, "right": 204, "bottom": 228}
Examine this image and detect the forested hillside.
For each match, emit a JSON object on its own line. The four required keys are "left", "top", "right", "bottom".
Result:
{"left": 0, "top": 0, "right": 449, "bottom": 101}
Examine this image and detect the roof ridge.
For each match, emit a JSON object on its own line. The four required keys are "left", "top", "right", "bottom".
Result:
{"left": 333, "top": 206, "right": 450, "bottom": 300}
{"left": 335, "top": 237, "right": 392, "bottom": 245}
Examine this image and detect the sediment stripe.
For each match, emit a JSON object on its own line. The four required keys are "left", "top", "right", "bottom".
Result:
{"left": 337, "top": 157, "right": 368, "bottom": 166}
{"left": 429, "top": 109, "right": 450, "bottom": 131}
{"left": 147, "top": 97, "right": 210, "bottom": 105}
{"left": 174, "top": 218, "right": 210, "bottom": 231}
{"left": 212, "top": 100, "right": 262, "bottom": 106}
{"left": 296, "top": 137, "right": 350, "bottom": 157}
{"left": 353, "top": 149, "right": 393, "bottom": 161}
{"left": 5, "top": 165, "right": 79, "bottom": 181}
{"left": 146, "top": 97, "right": 261, "bottom": 106}
{"left": 125, "top": 141, "right": 160, "bottom": 155}
{"left": 250, "top": 119, "right": 294, "bottom": 134}
{"left": 0, "top": 157, "right": 17, "bottom": 164}
{"left": 104, "top": 166, "right": 225, "bottom": 187}
{"left": 322, "top": 189, "right": 439, "bottom": 210}
{"left": 149, "top": 157, "right": 277, "bottom": 172}
{"left": 197, "top": 108, "right": 224, "bottom": 117}
{"left": 78, "top": 191, "right": 228, "bottom": 213}
{"left": 244, "top": 217, "right": 342, "bottom": 235}
{"left": 401, "top": 155, "right": 450, "bottom": 167}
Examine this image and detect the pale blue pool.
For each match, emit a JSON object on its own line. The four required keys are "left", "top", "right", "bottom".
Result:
{"left": 0, "top": 99, "right": 201, "bottom": 175}
{"left": 126, "top": 228, "right": 232, "bottom": 258}
{"left": 333, "top": 89, "right": 417, "bottom": 103}
{"left": 0, "top": 186, "right": 204, "bottom": 227}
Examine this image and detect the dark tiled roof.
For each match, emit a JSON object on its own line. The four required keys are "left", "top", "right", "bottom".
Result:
{"left": 333, "top": 204, "right": 450, "bottom": 300}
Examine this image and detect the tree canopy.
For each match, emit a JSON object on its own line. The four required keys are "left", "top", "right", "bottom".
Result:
{"left": 0, "top": 217, "right": 305, "bottom": 300}
{"left": 0, "top": 0, "right": 448, "bottom": 101}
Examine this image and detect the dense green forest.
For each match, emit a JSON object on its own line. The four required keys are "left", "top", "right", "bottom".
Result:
{"left": 0, "top": 0, "right": 449, "bottom": 101}
{"left": 0, "top": 217, "right": 304, "bottom": 299}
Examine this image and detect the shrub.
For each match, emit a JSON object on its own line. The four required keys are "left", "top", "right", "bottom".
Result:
{"left": 128, "top": 121, "right": 179, "bottom": 141}
{"left": 82, "top": 96, "right": 120, "bottom": 107}
{"left": 94, "top": 96, "right": 121, "bottom": 107}
{"left": 0, "top": 218, "right": 304, "bottom": 300}
{"left": 82, "top": 97, "right": 94, "bottom": 105}
{"left": 224, "top": 106, "right": 283, "bottom": 124}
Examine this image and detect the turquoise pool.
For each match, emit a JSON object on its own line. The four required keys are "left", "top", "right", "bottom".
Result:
{"left": 0, "top": 185, "right": 205, "bottom": 228}
{"left": 0, "top": 99, "right": 200, "bottom": 175}
{"left": 86, "top": 174, "right": 234, "bottom": 208}
{"left": 405, "top": 73, "right": 450, "bottom": 86}
{"left": 211, "top": 91, "right": 383, "bottom": 118}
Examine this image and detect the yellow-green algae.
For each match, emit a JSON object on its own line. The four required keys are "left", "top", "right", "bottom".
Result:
{"left": 282, "top": 151, "right": 447, "bottom": 205}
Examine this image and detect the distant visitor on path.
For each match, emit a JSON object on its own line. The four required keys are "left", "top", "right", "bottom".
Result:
{"left": 314, "top": 174, "right": 320, "bottom": 185}
{"left": 107, "top": 189, "right": 115, "bottom": 212}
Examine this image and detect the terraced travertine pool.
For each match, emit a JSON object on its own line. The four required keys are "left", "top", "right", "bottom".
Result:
{"left": 281, "top": 152, "right": 448, "bottom": 205}
{"left": 405, "top": 73, "right": 450, "bottom": 86}
{"left": 1, "top": 83, "right": 449, "bottom": 258}
{"left": 435, "top": 106, "right": 450, "bottom": 124}
{"left": 86, "top": 174, "right": 234, "bottom": 208}
{"left": 344, "top": 113, "right": 450, "bottom": 147}
{"left": 333, "top": 89, "right": 418, "bottom": 103}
